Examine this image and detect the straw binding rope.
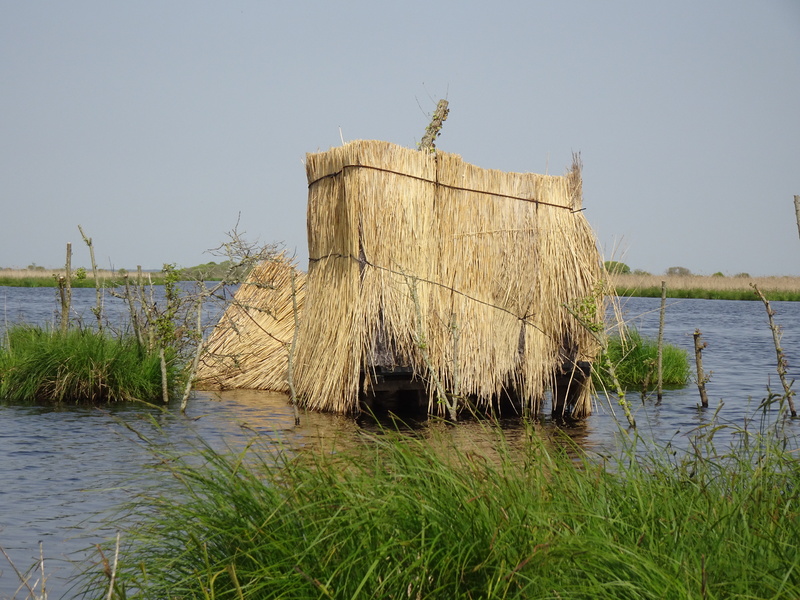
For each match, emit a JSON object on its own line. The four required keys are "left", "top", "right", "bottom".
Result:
{"left": 307, "top": 251, "right": 549, "bottom": 335}
{"left": 307, "top": 163, "right": 584, "bottom": 211}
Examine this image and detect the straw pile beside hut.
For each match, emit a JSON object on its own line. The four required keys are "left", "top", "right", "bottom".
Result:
{"left": 194, "top": 255, "right": 305, "bottom": 393}
{"left": 196, "top": 139, "right": 604, "bottom": 418}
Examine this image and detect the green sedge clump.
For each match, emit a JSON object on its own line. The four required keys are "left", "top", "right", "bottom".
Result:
{"left": 594, "top": 328, "right": 690, "bottom": 391}
{"left": 0, "top": 325, "right": 177, "bottom": 403}
{"left": 81, "top": 422, "right": 800, "bottom": 599}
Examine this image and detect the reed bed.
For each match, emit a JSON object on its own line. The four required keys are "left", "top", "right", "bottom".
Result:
{"left": 83, "top": 420, "right": 800, "bottom": 599}
{"left": 0, "top": 268, "right": 207, "bottom": 288}
{"left": 0, "top": 325, "right": 174, "bottom": 403}
{"left": 0, "top": 268, "right": 118, "bottom": 279}
{"left": 1, "top": 268, "right": 136, "bottom": 288}
{"left": 612, "top": 274, "right": 800, "bottom": 300}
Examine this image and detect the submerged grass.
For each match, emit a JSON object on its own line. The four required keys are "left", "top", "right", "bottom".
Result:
{"left": 83, "top": 418, "right": 800, "bottom": 599}
{"left": 0, "top": 325, "right": 176, "bottom": 403}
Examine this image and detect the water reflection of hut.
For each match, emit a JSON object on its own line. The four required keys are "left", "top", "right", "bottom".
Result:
{"left": 195, "top": 140, "right": 604, "bottom": 419}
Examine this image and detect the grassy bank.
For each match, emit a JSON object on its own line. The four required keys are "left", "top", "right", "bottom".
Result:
{"left": 0, "top": 325, "right": 176, "bottom": 403}
{"left": 612, "top": 273, "right": 800, "bottom": 301}
{"left": 82, "top": 421, "right": 800, "bottom": 599}
{"left": 0, "top": 261, "right": 245, "bottom": 287}
{"left": 0, "top": 268, "right": 160, "bottom": 288}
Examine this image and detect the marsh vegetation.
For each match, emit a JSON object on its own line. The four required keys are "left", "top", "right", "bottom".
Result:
{"left": 1, "top": 283, "right": 799, "bottom": 598}
{"left": 0, "top": 325, "right": 175, "bottom": 403}
{"left": 612, "top": 273, "right": 800, "bottom": 301}
{"left": 0, "top": 227, "right": 280, "bottom": 408}
{"left": 2, "top": 235, "right": 798, "bottom": 598}
{"left": 77, "top": 416, "right": 800, "bottom": 600}
{"left": 594, "top": 328, "right": 690, "bottom": 392}
{"left": 0, "top": 261, "right": 245, "bottom": 288}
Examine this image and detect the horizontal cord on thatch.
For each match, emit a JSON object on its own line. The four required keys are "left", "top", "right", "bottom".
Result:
{"left": 226, "top": 301, "right": 292, "bottom": 346}
{"left": 307, "top": 164, "right": 585, "bottom": 212}
{"left": 308, "top": 252, "right": 547, "bottom": 334}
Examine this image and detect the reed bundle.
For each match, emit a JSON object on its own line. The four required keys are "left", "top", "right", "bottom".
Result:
{"left": 294, "top": 140, "right": 603, "bottom": 416}
{"left": 193, "top": 254, "right": 305, "bottom": 392}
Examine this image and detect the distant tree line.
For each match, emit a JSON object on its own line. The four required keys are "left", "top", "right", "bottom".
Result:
{"left": 604, "top": 262, "right": 750, "bottom": 278}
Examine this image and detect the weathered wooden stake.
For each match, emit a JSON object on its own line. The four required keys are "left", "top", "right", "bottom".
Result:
{"left": 794, "top": 195, "right": 800, "bottom": 241}
{"left": 286, "top": 269, "right": 301, "bottom": 426}
{"left": 59, "top": 242, "right": 73, "bottom": 333}
{"left": 123, "top": 274, "right": 144, "bottom": 349}
{"left": 159, "top": 347, "right": 169, "bottom": 404}
{"left": 751, "top": 283, "right": 797, "bottom": 417}
{"left": 180, "top": 298, "right": 204, "bottom": 414}
{"left": 656, "top": 281, "right": 666, "bottom": 404}
{"left": 693, "top": 329, "right": 710, "bottom": 408}
{"left": 451, "top": 312, "right": 461, "bottom": 407}
{"left": 78, "top": 225, "right": 103, "bottom": 330}
{"left": 564, "top": 302, "right": 635, "bottom": 429}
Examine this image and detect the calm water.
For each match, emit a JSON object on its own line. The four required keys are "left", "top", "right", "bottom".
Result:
{"left": 1, "top": 288, "right": 799, "bottom": 598}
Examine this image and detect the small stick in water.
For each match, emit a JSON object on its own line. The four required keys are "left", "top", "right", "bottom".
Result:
{"left": 751, "top": 283, "right": 797, "bottom": 417}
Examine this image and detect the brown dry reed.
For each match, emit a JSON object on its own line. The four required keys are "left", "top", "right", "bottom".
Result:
{"left": 197, "top": 140, "right": 604, "bottom": 417}
{"left": 194, "top": 254, "right": 305, "bottom": 392}
{"left": 613, "top": 273, "right": 800, "bottom": 295}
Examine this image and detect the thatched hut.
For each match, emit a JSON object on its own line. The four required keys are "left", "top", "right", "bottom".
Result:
{"left": 195, "top": 139, "right": 604, "bottom": 418}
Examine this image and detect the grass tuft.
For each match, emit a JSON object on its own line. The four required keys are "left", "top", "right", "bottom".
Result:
{"left": 0, "top": 325, "right": 177, "bottom": 403}
{"left": 595, "top": 328, "right": 690, "bottom": 391}
{"left": 82, "top": 420, "right": 800, "bottom": 599}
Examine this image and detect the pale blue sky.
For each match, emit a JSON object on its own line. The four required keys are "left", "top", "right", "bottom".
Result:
{"left": 2, "top": 1, "right": 799, "bottom": 275}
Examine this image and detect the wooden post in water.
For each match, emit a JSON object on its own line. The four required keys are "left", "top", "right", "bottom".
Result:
{"left": 78, "top": 225, "right": 103, "bottom": 330}
{"left": 751, "top": 283, "right": 797, "bottom": 417}
{"left": 180, "top": 298, "right": 204, "bottom": 414}
{"left": 59, "top": 243, "right": 72, "bottom": 334}
{"left": 656, "top": 281, "right": 666, "bottom": 404}
{"left": 794, "top": 195, "right": 800, "bottom": 241}
{"left": 693, "top": 329, "right": 710, "bottom": 409}
{"left": 286, "top": 269, "right": 301, "bottom": 426}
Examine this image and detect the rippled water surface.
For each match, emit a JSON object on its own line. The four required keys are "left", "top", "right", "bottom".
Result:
{"left": 1, "top": 289, "right": 800, "bottom": 597}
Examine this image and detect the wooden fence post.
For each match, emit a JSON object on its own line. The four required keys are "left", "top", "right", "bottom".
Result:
{"left": 693, "top": 329, "right": 710, "bottom": 409}
{"left": 794, "top": 195, "right": 800, "bottom": 241}
{"left": 59, "top": 243, "right": 72, "bottom": 333}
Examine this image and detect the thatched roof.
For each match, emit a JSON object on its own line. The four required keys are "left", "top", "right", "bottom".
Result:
{"left": 196, "top": 139, "right": 604, "bottom": 418}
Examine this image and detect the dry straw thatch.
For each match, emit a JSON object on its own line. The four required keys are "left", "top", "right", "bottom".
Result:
{"left": 194, "top": 254, "right": 305, "bottom": 392}
{"left": 197, "top": 140, "right": 604, "bottom": 418}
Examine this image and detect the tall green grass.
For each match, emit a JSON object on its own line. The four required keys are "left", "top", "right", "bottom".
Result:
{"left": 0, "top": 325, "right": 176, "bottom": 403}
{"left": 595, "top": 328, "right": 690, "bottom": 391}
{"left": 83, "top": 419, "right": 800, "bottom": 599}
